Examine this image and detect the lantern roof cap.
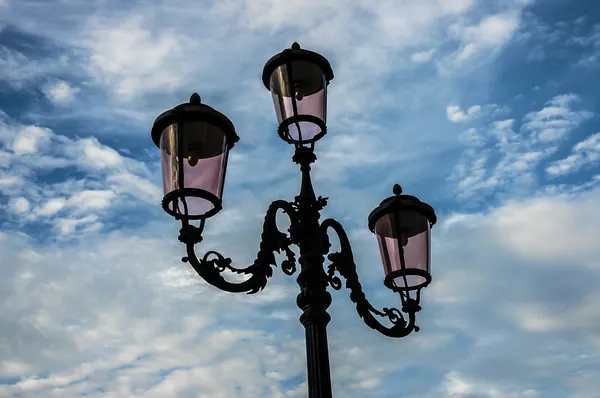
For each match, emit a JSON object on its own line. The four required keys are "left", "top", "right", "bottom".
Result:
{"left": 262, "top": 42, "right": 334, "bottom": 90}
{"left": 368, "top": 184, "right": 437, "bottom": 231}
{"left": 151, "top": 93, "right": 239, "bottom": 149}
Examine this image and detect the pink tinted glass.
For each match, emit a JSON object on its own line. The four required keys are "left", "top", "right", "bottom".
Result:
{"left": 269, "top": 61, "right": 326, "bottom": 142}
{"left": 375, "top": 212, "right": 431, "bottom": 290}
{"left": 159, "top": 122, "right": 228, "bottom": 217}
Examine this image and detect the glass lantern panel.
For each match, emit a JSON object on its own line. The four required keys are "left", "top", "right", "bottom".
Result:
{"left": 159, "top": 121, "right": 229, "bottom": 218}
{"left": 375, "top": 211, "right": 431, "bottom": 290}
{"left": 269, "top": 60, "right": 326, "bottom": 142}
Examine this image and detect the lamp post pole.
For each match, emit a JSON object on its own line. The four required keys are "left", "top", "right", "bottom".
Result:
{"left": 293, "top": 148, "right": 333, "bottom": 397}
{"left": 151, "top": 43, "right": 437, "bottom": 398}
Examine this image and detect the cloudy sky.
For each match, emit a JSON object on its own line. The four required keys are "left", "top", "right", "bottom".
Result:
{"left": 1, "top": 0, "right": 600, "bottom": 397}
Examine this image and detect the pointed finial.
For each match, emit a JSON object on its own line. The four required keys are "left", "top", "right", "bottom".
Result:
{"left": 393, "top": 184, "right": 403, "bottom": 195}
{"left": 189, "top": 93, "right": 201, "bottom": 104}
{"left": 291, "top": 42, "right": 300, "bottom": 50}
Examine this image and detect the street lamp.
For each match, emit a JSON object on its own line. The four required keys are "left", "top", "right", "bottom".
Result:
{"left": 151, "top": 43, "right": 436, "bottom": 398}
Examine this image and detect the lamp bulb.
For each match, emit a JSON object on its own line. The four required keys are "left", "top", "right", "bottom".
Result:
{"left": 294, "top": 84, "right": 304, "bottom": 101}
{"left": 187, "top": 154, "right": 199, "bottom": 167}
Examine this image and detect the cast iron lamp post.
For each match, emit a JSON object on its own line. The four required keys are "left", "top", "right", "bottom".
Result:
{"left": 151, "top": 43, "right": 436, "bottom": 398}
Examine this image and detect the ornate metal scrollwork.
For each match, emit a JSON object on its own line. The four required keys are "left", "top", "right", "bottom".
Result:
{"left": 326, "top": 261, "right": 342, "bottom": 290}
{"left": 320, "top": 218, "right": 421, "bottom": 337}
{"left": 179, "top": 200, "right": 299, "bottom": 294}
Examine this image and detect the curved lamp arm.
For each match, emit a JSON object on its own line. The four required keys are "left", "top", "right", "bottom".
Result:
{"left": 179, "top": 200, "right": 299, "bottom": 294}
{"left": 320, "top": 218, "right": 421, "bottom": 338}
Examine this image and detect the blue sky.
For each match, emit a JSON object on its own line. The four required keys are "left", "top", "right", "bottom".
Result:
{"left": 1, "top": 0, "right": 600, "bottom": 396}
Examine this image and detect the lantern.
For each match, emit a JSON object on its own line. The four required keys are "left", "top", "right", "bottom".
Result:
{"left": 368, "top": 184, "right": 437, "bottom": 292}
{"left": 151, "top": 93, "right": 239, "bottom": 220}
{"left": 262, "top": 42, "right": 334, "bottom": 145}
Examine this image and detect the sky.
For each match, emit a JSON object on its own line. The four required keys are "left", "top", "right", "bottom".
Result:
{"left": 1, "top": 0, "right": 600, "bottom": 397}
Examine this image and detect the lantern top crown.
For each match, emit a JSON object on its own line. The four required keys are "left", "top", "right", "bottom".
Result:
{"left": 151, "top": 93, "right": 239, "bottom": 149}
{"left": 368, "top": 185, "right": 437, "bottom": 232}
{"left": 393, "top": 184, "right": 403, "bottom": 195}
{"left": 189, "top": 92, "right": 201, "bottom": 104}
{"left": 261, "top": 42, "right": 335, "bottom": 90}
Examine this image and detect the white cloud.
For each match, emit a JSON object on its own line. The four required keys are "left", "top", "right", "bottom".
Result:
{"left": 12, "top": 126, "right": 52, "bottom": 155}
{"left": 526, "top": 45, "right": 546, "bottom": 62}
{"left": 522, "top": 94, "right": 593, "bottom": 142}
{"left": 451, "top": 11, "right": 521, "bottom": 62}
{"left": 0, "top": 47, "right": 48, "bottom": 88}
{"left": 444, "top": 372, "right": 471, "bottom": 395}
{"left": 75, "top": 137, "right": 125, "bottom": 169}
{"left": 513, "top": 304, "right": 562, "bottom": 333}
{"left": 511, "top": 291, "right": 600, "bottom": 345}
{"left": 82, "top": 16, "right": 194, "bottom": 99}
{"left": 0, "top": 115, "right": 162, "bottom": 236}
{"left": 574, "top": 132, "right": 600, "bottom": 152}
{"left": 0, "top": 229, "right": 309, "bottom": 396}
{"left": 106, "top": 172, "right": 162, "bottom": 203}
{"left": 35, "top": 198, "right": 67, "bottom": 217}
{"left": 28, "top": 186, "right": 143, "bottom": 232}
{"left": 8, "top": 197, "right": 30, "bottom": 214}
{"left": 458, "top": 127, "right": 485, "bottom": 146}
{"left": 50, "top": 0, "right": 523, "bottom": 122}
{"left": 438, "top": 0, "right": 473, "bottom": 15}
{"left": 410, "top": 49, "right": 436, "bottom": 63}
{"left": 548, "top": 93, "right": 580, "bottom": 108}
{"left": 42, "top": 80, "right": 79, "bottom": 104}
{"left": 546, "top": 133, "right": 600, "bottom": 176}
{"left": 423, "top": 187, "right": 600, "bottom": 393}
{"left": 451, "top": 94, "right": 595, "bottom": 200}
{"left": 491, "top": 191, "right": 600, "bottom": 264}
{"left": 2, "top": 116, "right": 152, "bottom": 181}
{"left": 68, "top": 190, "right": 116, "bottom": 212}
{"left": 452, "top": 117, "right": 544, "bottom": 198}
{"left": 447, "top": 104, "right": 482, "bottom": 123}
{"left": 474, "top": 13, "right": 521, "bottom": 46}
{"left": 56, "top": 214, "right": 100, "bottom": 235}
{"left": 0, "top": 175, "right": 22, "bottom": 189}
{"left": 570, "top": 24, "right": 600, "bottom": 68}
{"left": 434, "top": 371, "right": 541, "bottom": 397}
{"left": 316, "top": 132, "right": 392, "bottom": 180}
